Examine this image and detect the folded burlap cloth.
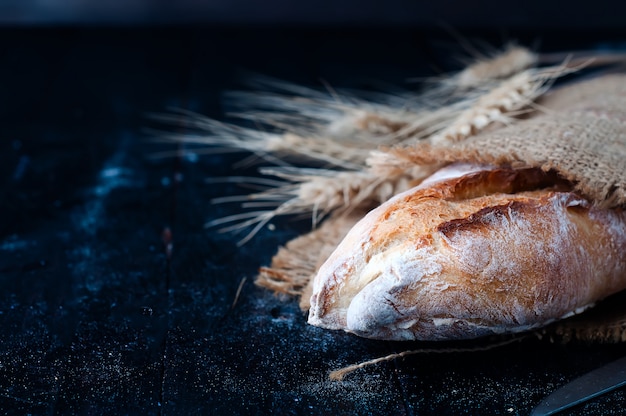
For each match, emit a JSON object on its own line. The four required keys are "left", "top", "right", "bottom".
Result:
{"left": 256, "top": 73, "right": 626, "bottom": 342}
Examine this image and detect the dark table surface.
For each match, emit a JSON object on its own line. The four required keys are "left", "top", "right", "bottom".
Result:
{"left": 1, "top": 26, "right": 625, "bottom": 415}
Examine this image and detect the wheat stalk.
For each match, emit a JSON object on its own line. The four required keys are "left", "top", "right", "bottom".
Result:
{"left": 329, "top": 336, "right": 526, "bottom": 381}
{"left": 205, "top": 166, "right": 422, "bottom": 245}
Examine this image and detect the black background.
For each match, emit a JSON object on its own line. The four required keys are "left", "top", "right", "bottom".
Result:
{"left": 1, "top": 3, "right": 626, "bottom": 415}
{"left": 1, "top": 0, "right": 626, "bottom": 29}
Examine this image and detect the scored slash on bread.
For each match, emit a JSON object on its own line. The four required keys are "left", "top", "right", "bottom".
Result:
{"left": 308, "top": 164, "right": 626, "bottom": 340}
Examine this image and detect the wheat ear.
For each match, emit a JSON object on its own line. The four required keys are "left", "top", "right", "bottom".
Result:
{"left": 413, "top": 44, "right": 537, "bottom": 95}
{"left": 204, "top": 167, "right": 418, "bottom": 245}
{"left": 454, "top": 45, "right": 538, "bottom": 89}
{"left": 430, "top": 64, "right": 577, "bottom": 145}
{"left": 225, "top": 76, "right": 441, "bottom": 144}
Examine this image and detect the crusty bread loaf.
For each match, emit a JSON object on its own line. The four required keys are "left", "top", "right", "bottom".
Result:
{"left": 307, "top": 164, "right": 626, "bottom": 341}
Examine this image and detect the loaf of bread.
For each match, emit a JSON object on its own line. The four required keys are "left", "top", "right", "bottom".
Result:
{"left": 307, "top": 164, "right": 626, "bottom": 341}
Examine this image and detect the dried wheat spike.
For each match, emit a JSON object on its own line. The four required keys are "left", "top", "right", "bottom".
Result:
{"left": 155, "top": 114, "right": 375, "bottom": 169}
{"left": 206, "top": 168, "right": 419, "bottom": 245}
{"left": 354, "top": 113, "right": 408, "bottom": 134}
{"left": 430, "top": 66, "right": 567, "bottom": 145}
{"left": 366, "top": 148, "right": 441, "bottom": 180}
{"left": 276, "top": 133, "right": 373, "bottom": 167}
{"left": 455, "top": 45, "right": 538, "bottom": 89}
{"left": 292, "top": 169, "right": 417, "bottom": 222}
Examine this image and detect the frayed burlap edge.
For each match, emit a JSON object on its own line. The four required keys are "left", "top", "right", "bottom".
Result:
{"left": 257, "top": 210, "right": 366, "bottom": 310}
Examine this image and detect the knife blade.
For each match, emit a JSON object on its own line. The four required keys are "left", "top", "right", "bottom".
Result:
{"left": 531, "top": 355, "right": 626, "bottom": 416}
